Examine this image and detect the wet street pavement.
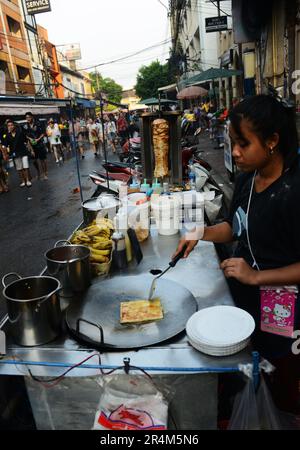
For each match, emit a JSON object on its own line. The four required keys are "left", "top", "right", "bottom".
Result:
{"left": 0, "top": 145, "right": 117, "bottom": 318}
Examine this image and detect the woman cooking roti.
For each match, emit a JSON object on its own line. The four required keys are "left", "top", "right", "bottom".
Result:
{"left": 174, "top": 95, "right": 300, "bottom": 415}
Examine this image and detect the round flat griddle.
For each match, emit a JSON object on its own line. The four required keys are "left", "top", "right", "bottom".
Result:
{"left": 65, "top": 275, "right": 198, "bottom": 349}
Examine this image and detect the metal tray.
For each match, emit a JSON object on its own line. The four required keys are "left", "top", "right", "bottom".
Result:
{"left": 65, "top": 275, "right": 198, "bottom": 349}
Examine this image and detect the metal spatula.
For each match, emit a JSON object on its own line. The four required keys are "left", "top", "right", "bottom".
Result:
{"left": 147, "top": 245, "right": 187, "bottom": 301}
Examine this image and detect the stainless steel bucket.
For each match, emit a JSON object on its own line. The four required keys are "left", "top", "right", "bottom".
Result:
{"left": 2, "top": 273, "right": 62, "bottom": 347}
{"left": 45, "top": 240, "right": 91, "bottom": 298}
{"left": 82, "top": 194, "right": 120, "bottom": 225}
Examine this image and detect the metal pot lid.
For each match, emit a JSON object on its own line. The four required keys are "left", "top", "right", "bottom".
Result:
{"left": 82, "top": 195, "right": 120, "bottom": 211}
{"left": 65, "top": 275, "right": 198, "bottom": 349}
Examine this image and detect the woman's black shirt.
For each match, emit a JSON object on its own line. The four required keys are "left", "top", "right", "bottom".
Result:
{"left": 225, "top": 165, "right": 300, "bottom": 358}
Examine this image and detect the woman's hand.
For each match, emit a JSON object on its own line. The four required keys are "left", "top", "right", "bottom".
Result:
{"left": 173, "top": 237, "right": 199, "bottom": 259}
{"left": 220, "top": 258, "right": 258, "bottom": 285}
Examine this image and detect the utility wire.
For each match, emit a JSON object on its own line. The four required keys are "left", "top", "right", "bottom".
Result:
{"left": 208, "top": 0, "right": 232, "bottom": 17}
{"left": 157, "top": 0, "right": 169, "bottom": 11}
{"left": 77, "top": 39, "right": 172, "bottom": 72}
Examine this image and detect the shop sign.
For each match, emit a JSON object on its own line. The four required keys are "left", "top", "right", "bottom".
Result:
{"left": 205, "top": 16, "right": 228, "bottom": 33}
{"left": 25, "top": 0, "right": 51, "bottom": 15}
{"left": 65, "top": 44, "right": 82, "bottom": 61}
{"left": 220, "top": 49, "right": 233, "bottom": 67}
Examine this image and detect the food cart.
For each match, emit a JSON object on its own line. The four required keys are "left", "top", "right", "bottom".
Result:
{"left": 0, "top": 222, "right": 254, "bottom": 430}
{"left": 0, "top": 99, "right": 254, "bottom": 430}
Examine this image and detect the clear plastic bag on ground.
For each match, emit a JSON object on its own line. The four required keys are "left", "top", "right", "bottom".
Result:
{"left": 93, "top": 374, "right": 171, "bottom": 431}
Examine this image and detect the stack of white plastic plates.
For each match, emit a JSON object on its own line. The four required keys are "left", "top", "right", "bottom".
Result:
{"left": 186, "top": 306, "right": 255, "bottom": 356}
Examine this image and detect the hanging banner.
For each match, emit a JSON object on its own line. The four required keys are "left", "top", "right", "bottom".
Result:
{"left": 25, "top": 0, "right": 51, "bottom": 15}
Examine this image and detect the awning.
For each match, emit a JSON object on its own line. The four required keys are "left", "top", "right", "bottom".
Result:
{"left": 139, "top": 97, "right": 178, "bottom": 106}
{"left": 158, "top": 83, "right": 177, "bottom": 92}
{"left": 0, "top": 103, "right": 61, "bottom": 116}
{"left": 187, "top": 68, "right": 243, "bottom": 86}
{"left": 75, "top": 98, "right": 96, "bottom": 108}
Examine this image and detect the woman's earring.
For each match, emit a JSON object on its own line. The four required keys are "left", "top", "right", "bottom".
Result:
{"left": 270, "top": 147, "right": 275, "bottom": 155}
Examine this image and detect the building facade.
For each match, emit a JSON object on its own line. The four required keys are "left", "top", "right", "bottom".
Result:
{"left": 37, "top": 24, "right": 63, "bottom": 98}
{"left": 169, "top": 0, "right": 300, "bottom": 109}
{"left": 18, "top": 0, "right": 47, "bottom": 96}
{"left": 169, "top": 0, "right": 223, "bottom": 87}
{"left": 228, "top": 0, "right": 298, "bottom": 103}
{"left": 0, "top": 0, "right": 36, "bottom": 95}
{"left": 59, "top": 64, "right": 93, "bottom": 100}
{"left": 121, "top": 88, "right": 141, "bottom": 110}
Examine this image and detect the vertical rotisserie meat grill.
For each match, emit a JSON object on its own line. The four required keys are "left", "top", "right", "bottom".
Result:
{"left": 152, "top": 118, "right": 170, "bottom": 178}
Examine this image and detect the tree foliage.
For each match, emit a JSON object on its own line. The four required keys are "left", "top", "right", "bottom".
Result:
{"left": 135, "top": 61, "right": 176, "bottom": 100}
{"left": 89, "top": 72, "right": 123, "bottom": 103}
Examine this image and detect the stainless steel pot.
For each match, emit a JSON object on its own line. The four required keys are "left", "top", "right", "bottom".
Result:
{"left": 2, "top": 273, "right": 62, "bottom": 347}
{"left": 82, "top": 194, "right": 120, "bottom": 225}
{"left": 45, "top": 240, "right": 91, "bottom": 298}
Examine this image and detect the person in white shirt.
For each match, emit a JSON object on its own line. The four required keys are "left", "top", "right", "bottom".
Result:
{"left": 87, "top": 118, "right": 103, "bottom": 157}
{"left": 46, "top": 119, "right": 63, "bottom": 163}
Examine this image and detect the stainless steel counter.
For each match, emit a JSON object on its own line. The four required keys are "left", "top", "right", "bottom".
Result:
{"left": 0, "top": 228, "right": 251, "bottom": 377}
{"left": 0, "top": 228, "right": 251, "bottom": 430}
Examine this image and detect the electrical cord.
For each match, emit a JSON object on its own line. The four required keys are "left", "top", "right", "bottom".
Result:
{"left": 28, "top": 353, "right": 104, "bottom": 388}
{"left": 27, "top": 355, "right": 154, "bottom": 389}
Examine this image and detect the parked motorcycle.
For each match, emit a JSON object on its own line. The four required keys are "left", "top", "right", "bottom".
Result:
{"left": 119, "top": 136, "right": 141, "bottom": 165}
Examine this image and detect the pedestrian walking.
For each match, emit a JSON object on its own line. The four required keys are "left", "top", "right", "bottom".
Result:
{"left": 105, "top": 117, "right": 117, "bottom": 153}
{"left": 6, "top": 120, "right": 31, "bottom": 188}
{"left": 23, "top": 112, "right": 48, "bottom": 180}
{"left": 117, "top": 113, "right": 129, "bottom": 142}
{"left": 47, "top": 119, "right": 64, "bottom": 164}
{"left": 95, "top": 118, "right": 104, "bottom": 157}
{"left": 74, "top": 118, "right": 86, "bottom": 159}
{"left": 87, "top": 118, "right": 102, "bottom": 157}
{"left": 59, "top": 118, "right": 71, "bottom": 153}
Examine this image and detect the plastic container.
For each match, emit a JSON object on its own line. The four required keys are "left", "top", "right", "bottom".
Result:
{"left": 163, "top": 182, "right": 170, "bottom": 194}
{"left": 115, "top": 209, "right": 132, "bottom": 263}
{"left": 151, "top": 195, "right": 182, "bottom": 236}
{"left": 140, "top": 179, "right": 150, "bottom": 193}
{"left": 118, "top": 181, "right": 128, "bottom": 200}
{"left": 112, "top": 232, "right": 128, "bottom": 270}
{"left": 129, "top": 180, "right": 140, "bottom": 193}
{"left": 152, "top": 179, "right": 162, "bottom": 195}
{"left": 125, "top": 193, "right": 150, "bottom": 242}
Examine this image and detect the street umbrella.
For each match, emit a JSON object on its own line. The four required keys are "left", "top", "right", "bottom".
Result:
{"left": 177, "top": 86, "right": 208, "bottom": 100}
{"left": 139, "top": 97, "right": 178, "bottom": 106}
{"left": 187, "top": 67, "right": 243, "bottom": 86}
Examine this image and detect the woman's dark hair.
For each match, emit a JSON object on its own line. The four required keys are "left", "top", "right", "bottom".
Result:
{"left": 229, "top": 95, "right": 299, "bottom": 170}
{"left": 25, "top": 111, "right": 33, "bottom": 117}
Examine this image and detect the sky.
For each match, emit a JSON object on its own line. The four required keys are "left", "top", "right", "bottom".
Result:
{"left": 37, "top": 0, "right": 171, "bottom": 90}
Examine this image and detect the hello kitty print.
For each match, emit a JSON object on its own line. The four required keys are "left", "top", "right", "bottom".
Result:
{"left": 260, "top": 286, "right": 298, "bottom": 338}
